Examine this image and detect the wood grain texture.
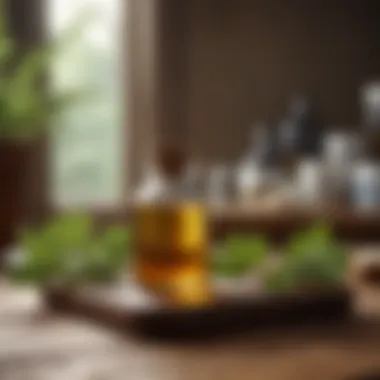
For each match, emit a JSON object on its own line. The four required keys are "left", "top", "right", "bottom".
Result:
{"left": 2, "top": 283, "right": 380, "bottom": 380}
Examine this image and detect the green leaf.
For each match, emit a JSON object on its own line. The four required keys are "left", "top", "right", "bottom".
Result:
{"left": 14, "top": 227, "right": 63, "bottom": 284}
{"left": 0, "top": 37, "right": 14, "bottom": 63}
{"left": 212, "top": 234, "right": 268, "bottom": 278}
{"left": 10, "top": 213, "right": 130, "bottom": 286}
{"left": 58, "top": 213, "right": 93, "bottom": 245}
{"left": 266, "top": 222, "right": 347, "bottom": 292}
{"left": 0, "top": 3, "right": 97, "bottom": 141}
{"left": 287, "top": 222, "right": 336, "bottom": 260}
{"left": 265, "top": 265, "right": 295, "bottom": 293}
{"left": 100, "top": 226, "right": 130, "bottom": 262}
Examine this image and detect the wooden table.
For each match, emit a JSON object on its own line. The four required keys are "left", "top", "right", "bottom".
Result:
{"left": 2, "top": 282, "right": 380, "bottom": 380}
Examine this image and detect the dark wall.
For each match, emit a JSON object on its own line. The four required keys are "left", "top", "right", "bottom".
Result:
{"left": 186, "top": 0, "right": 380, "bottom": 160}
{"left": 2, "top": 0, "right": 48, "bottom": 226}
{"left": 5, "top": 0, "right": 45, "bottom": 45}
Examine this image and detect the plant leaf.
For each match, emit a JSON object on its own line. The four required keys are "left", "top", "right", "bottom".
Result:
{"left": 213, "top": 234, "right": 268, "bottom": 278}
{"left": 0, "top": 5, "right": 97, "bottom": 141}
{"left": 10, "top": 213, "right": 130, "bottom": 286}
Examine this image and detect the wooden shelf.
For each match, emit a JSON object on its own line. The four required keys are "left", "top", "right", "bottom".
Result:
{"left": 211, "top": 207, "right": 380, "bottom": 242}
{"left": 93, "top": 204, "right": 380, "bottom": 243}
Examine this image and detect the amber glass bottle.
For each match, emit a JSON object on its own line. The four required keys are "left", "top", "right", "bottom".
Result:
{"left": 133, "top": 146, "right": 211, "bottom": 308}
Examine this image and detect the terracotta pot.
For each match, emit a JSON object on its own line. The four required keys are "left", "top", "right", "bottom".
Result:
{"left": 0, "top": 143, "right": 30, "bottom": 253}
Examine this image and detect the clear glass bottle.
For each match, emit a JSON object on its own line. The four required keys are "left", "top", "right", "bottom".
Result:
{"left": 353, "top": 81, "right": 380, "bottom": 209}
{"left": 361, "top": 81, "right": 380, "bottom": 161}
{"left": 236, "top": 124, "right": 268, "bottom": 202}
{"left": 278, "top": 95, "right": 324, "bottom": 177}
{"left": 252, "top": 122, "right": 278, "bottom": 169}
{"left": 133, "top": 146, "right": 211, "bottom": 308}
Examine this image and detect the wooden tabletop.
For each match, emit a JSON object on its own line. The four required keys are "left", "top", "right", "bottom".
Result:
{"left": 2, "top": 282, "right": 380, "bottom": 380}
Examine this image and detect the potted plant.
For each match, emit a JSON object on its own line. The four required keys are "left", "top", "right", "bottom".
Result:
{"left": 0, "top": 1, "right": 91, "bottom": 251}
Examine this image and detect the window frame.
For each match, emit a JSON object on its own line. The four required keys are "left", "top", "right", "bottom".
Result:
{"left": 10, "top": 0, "right": 190, "bottom": 226}
{"left": 47, "top": 0, "right": 129, "bottom": 210}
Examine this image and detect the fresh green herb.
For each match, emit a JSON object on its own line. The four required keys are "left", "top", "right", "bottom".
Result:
{"left": 9, "top": 213, "right": 130, "bottom": 287}
{"left": 212, "top": 234, "right": 268, "bottom": 278}
{"left": 212, "top": 222, "right": 347, "bottom": 292}
{"left": 0, "top": 0, "right": 95, "bottom": 141}
{"left": 265, "top": 222, "right": 346, "bottom": 292}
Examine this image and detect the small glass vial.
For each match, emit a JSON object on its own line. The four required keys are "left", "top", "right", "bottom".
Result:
{"left": 351, "top": 160, "right": 380, "bottom": 211}
{"left": 322, "top": 130, "right": 363, "bottom": 207}
{"left": 133, "top": 146, "right": 211, "bottom": 308}
{"left": 294, "top": 158, "right": 324, "bottom": 207}
{"left": 278, "top": 95, "right": 324, "bottom": 178}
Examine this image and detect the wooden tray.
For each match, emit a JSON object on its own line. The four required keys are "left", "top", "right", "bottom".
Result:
{"left": 44, "top": 283, "right": 351, "bottom": 342}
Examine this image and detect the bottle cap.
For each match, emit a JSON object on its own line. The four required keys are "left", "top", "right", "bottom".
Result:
{"left": 158, "top": 144, "right": 186, "bottom": 179}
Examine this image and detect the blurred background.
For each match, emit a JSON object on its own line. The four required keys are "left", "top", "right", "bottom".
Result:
{"left": 1, "top": 0, "right": 380, "bottom": 223}
{"left": 2, "top": 1, "right": 380, "bottom": 379}
{"left": 3, "top": 0, "right": 380, "bottom": 226}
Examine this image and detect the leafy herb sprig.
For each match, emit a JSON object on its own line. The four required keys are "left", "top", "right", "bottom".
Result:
{"left": 265, "top": 223, "right": 346, "bottom": 292}
{"left": 212, "top": 234, "right": 268, "bottom": 277}
{"left": 9, "top": 213, "right": 130, "bottom": 287}
{"left": 212, "top": 223, "right": 347, "bottom": 292}
{"left": 0, "top": 0, "right": 95, "bottom": 141}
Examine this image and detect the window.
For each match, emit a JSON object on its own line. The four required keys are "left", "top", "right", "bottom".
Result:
{"left": 47, "top": 0, "right": 125, "bottom": 208}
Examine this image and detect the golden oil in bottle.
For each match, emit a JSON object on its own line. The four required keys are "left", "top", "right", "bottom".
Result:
{"left": 133, "top": 143, "right": 212, "bottom": 307}
{"left": 133, "top": 201, "right": 211, "bottom": 308}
